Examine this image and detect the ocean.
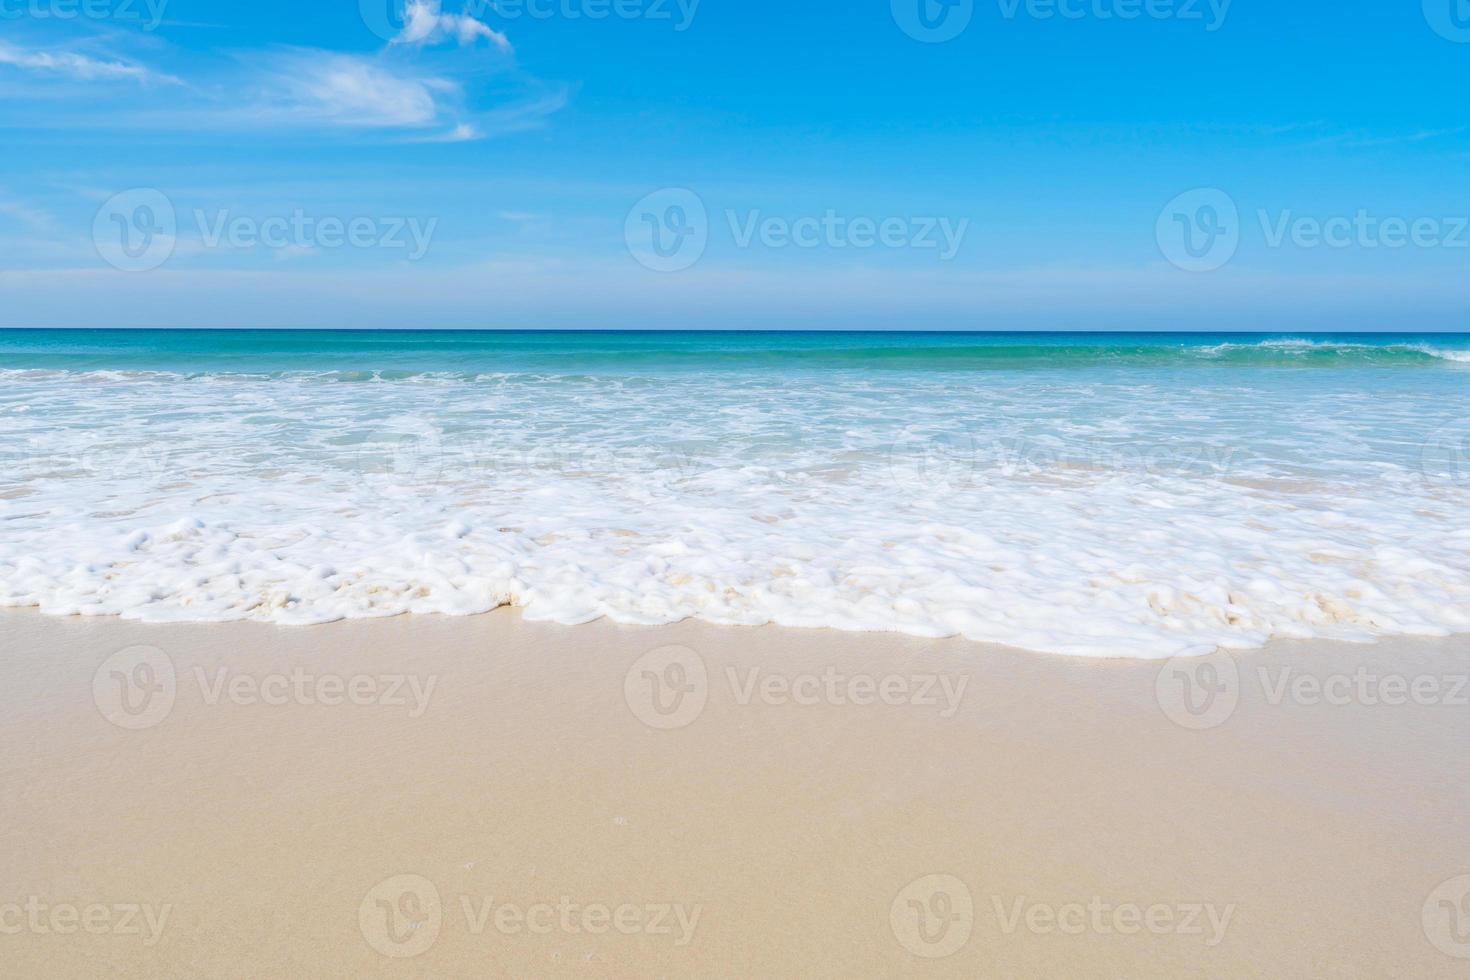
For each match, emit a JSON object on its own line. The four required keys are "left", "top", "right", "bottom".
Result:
{"left": 2, "top": 329, "right": 1468, "bottom": 657}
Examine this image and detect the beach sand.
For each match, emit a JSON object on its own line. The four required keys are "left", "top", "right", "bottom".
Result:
{"left": 2, "top": 609, "right": 1468, "bottom": 977}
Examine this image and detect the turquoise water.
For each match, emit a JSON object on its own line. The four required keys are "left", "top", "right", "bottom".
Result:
{"left": 1, "top": 329, "right": 1468, "bottom": 374}
{"left": 1, "top": 330, "right": 1468, "bottom": 656}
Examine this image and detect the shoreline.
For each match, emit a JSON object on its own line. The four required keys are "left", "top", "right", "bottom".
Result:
{"left": 3, "top": 608, "right": 1469, "bottom": 976}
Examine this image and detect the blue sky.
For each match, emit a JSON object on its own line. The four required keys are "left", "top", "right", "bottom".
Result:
{"left": 1, "top": 0, "right": 1467, "bottom": 329}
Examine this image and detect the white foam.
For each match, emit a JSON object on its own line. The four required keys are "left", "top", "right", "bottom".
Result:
{"left": 1, "top": 367, "right": 1467, "bottom": 658}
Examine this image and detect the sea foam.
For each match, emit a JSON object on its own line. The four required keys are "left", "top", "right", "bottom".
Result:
{"left": 1, "top": 335, "right": 1468, "bottom": 658}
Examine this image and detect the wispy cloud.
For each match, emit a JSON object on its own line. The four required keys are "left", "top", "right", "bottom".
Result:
{"left": 248, "top": 50, "right": 454, "bottom": 128}
{"left": 409, "top": 121, "right": 484, "bottom": 142}
{"left": 1255, "top": 121, "right": 1328, "bottom": 137}
{"left": 394, "top": 0, "right": 513, "bottom": 52}
{"left": 0, "top": 195, "right": 61, "bottom": 235}
{"left": 0, "top": 9, "right": 554, "bottom": 141}
{"left": 1339, "top": 127, "right": 1466, "bottom": 149}
{"left": 1303, "top": 126, "right": 1468, "bottom": 150}
{"left": 0, "top": 40, "right": 180, "bottom": 85}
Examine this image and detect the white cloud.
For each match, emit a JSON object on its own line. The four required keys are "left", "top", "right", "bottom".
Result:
{"left": 0, "top": 197, "right": 59, "bottom": 235}
{"left": 441, "top": 122, "right": 482, "bottom": 141}
{"left": 394, "top": 0, "right": 512, "bottom": 53}
{"left": 0, "top": 7, "right": 555, "bottom": 139}
{"left": 253, "top": 51, "right": 453, "bottom": 128}
{"left": 0, "top": 41, "right": 178, "bottom": 85}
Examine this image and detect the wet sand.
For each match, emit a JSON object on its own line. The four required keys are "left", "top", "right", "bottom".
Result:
{"left": 2, "top": 609, "right": 1468, "bottom": 977}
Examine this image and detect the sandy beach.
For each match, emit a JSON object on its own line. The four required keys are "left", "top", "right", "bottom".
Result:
{"left": 3, "top": 609, "right": 1468, "bottom": 977}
